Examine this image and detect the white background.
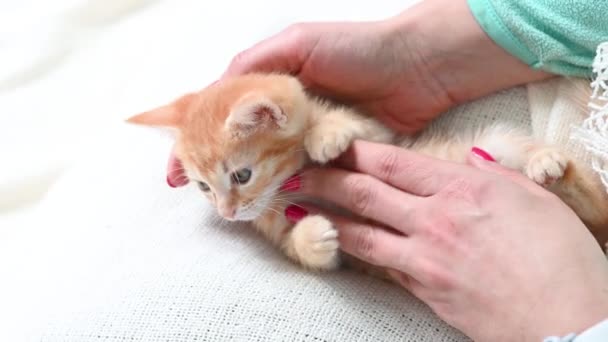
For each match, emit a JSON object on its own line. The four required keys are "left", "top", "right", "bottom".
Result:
{"left": 0, "top": 1, "right": 426, "bottom": 340}
{"left": 0, "top": 0, "right": 418, "bottom": 231}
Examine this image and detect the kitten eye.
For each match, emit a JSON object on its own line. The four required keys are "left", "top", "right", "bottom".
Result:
{"left": 197, "top": 181, "right": 210, "bottom": 192}
{"left": 231, "top": 168, "right": 252, "bottom": 185}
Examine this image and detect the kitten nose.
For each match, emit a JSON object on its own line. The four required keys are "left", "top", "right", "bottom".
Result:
{"left": 220, "top": 206, "right": 236, "bottom": 219}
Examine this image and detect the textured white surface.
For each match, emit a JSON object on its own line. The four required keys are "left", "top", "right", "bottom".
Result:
{"left": 0, "top": 0, "right": 414, "bottom": 216}
{"left": 0, "top": 0, "right": 598, "bottom": 341}
{"left": 573, "top": 42, "right": 608, "bottom": 192}
{"left": 1, "top": 86, "right": 533, "bottom": 342}
{"left": 2, "top": 85, "right": 532, "bottom": 341}
{"left": 9, "top": 125, "right": 470, "bottom": 341}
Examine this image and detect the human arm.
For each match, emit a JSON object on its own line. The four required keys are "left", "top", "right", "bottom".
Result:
{"left": 468, "top": 0, "right": 608, "bottom": 78}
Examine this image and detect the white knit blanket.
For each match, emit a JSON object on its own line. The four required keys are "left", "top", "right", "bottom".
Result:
{"left": 527, "top": 43, "right": 608, "bottom": 194}
{"left": 573, "top": 43, "right": 608, "bottom": 192}
{"left": 0, "top": 1, "right": 605, "bottom": 341}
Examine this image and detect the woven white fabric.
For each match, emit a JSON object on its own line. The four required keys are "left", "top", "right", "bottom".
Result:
{"left": 0, "top": 86, "right": 534, "bottom": 342}
{"left": 527, "top": 43, "right": 608, "bottom": 193}
{"left": 572, "top": 42, "right": 608, "bottom": 193}
{"left": 2, "top": 123, "right": 471, "bottom": 342}
{"left": 527, "top": 77, "right": 593, "bottom": 161}
{"left": 1, "top": 1, "right": 603, "bottom": 341}
{"left": 1, "top": 1, "right": 471, "bottom": 341}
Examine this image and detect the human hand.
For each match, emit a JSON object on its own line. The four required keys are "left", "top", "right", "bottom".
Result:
{"left": 222, "top": 19, "right": 449, "bottom": 134}
{"left": 165, "top": 0, "right": 551, "bottom": 187}
{"left": 165, "top": 16, "right": 439, "bottom": 186}
{"left": 283, "top": 140, "right": 608, "bottom": 342}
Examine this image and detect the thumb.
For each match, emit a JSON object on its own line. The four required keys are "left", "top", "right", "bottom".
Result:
{"left": 166, "top": 151, "right": 189, "bottom": 188}
{"left": 222, "top": 25, "right": 311, "bottom": 78}
{"left": 467, "top": 147, "right": 533, "bottom": 187}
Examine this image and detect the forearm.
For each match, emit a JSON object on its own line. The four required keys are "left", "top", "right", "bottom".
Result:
{"left": 468, "top": 0, "right": 607, "bottom": 78}
{"left": 385, "top": 0, "right": 552, "bottom": 110}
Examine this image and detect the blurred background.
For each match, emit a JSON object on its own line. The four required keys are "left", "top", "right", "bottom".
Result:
{"left": 2, "top": 2, "right": 428, "bottom": 340}
{"left": 0, "top": 0, "right": 412, "bottom": 232}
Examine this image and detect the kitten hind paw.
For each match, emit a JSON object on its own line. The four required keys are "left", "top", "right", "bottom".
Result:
{"left": 291, "top": 215, "right": 340, "bottom": 270}
{"left": 525, "top": 148, "right": 568, "bottom": 186}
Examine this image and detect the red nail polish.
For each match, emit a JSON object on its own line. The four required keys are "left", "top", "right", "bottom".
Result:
{"left": 285, "top": 205, "right": 308, "bottom": 223}
{"left": 167, "top": 175, "right": 177, "bottom": 188}
{"left": 471, "top": 147, "right": 496, "bottom": 162}
{"left": 167, "top": 174, "right": 189, "bottom": 187}
{"left": 280, "top": 174, "right": 301, "bottom": 192}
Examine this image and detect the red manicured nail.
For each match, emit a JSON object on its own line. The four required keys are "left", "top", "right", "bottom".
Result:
{"left": 471, "top": 147, "right": 495, "bottom": 162}
{"left": 285, "top": 205, "right": 308, "bottom": 223}
{"left": 280, "top": 174, "right": 301, "bottom": 192}
{"left": 167, "top": 175, "right": 176, "bottom": 188}
{"left": 167, "top": 173, "right": 189, "bottom": 188}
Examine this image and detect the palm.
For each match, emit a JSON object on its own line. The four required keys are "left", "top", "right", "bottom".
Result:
{"left": 227, "top": 22, "right": 452, "bottom": 133}
{"left": 296, "top": 24, "right": 449, "bottom": 133}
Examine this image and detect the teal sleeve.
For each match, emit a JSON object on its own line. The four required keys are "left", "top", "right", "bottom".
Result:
{"left": 467, "top": 0, "right": 608, "bottom": 77}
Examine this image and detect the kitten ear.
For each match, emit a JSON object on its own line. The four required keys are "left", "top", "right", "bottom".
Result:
{"left": 225, "top": 95, "right": 287, "bottom": 137}
{"left": 126, "top": 93, "right": 195, "bottom": 128}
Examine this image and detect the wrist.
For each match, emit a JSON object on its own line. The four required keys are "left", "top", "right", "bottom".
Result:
{"left": 517, "top": 260, "right": 608, "bottom": 342}
{"left": 387, "top": 0, "right": 551, "bottom": 110}
{"left": 529, "top": 293, "right": 608, "bottom": 341}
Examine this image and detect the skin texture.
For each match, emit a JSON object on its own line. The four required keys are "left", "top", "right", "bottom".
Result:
{"left": 151, "top": 0, "right": 608, "bottom": 340}
{"left": 288, "top": 141, "right": 608, "bottom": 342}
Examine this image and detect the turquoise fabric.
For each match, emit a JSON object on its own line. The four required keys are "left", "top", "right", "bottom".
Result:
{"left": 467, "top": 0, "right": 608, "bottom": 77}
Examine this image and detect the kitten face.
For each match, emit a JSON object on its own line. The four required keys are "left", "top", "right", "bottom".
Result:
{"left": 182, "top": 142, "right": 304, "bottom": 221}
{"left": 128, "top": 73, "right": 311, "bottom": 221}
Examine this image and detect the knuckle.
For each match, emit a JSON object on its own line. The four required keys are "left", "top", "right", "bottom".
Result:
{"left": 346, "top": 175, "right": 375, "bottom": 215}
{"left": 284, "top": 22, "right": 309, "bottom": 42}
{"left": 411, "top": 167, "right": 435, "bottom": 188}
{"left": 416, "top": 258, "right": 454, "bottom": 290}
{"left": 421, "top": 214, "right": 457, "bottom": 245}
{"left": 353, "top": 226, "right": 378, "bottom": 263}
{"left": 438, "top": 177, "right": 476, "bottom": 201}
{"left": 424, "top": 265, "right": 453, "bottom": 290}
{"left": 229, "top": 50, "right": 251, "bottom": 69}
{"left": 377, "top": 149, "right": 400, "bottom": 181}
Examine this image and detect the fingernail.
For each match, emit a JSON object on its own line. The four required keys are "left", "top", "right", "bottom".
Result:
{"left": 285, "top": 205, "right": 308, "bottom": 223}
{"left": 167, "top": 175, "right": 177, "bottom": 188}
{"left": 167, "top": 173, "right": 189, "bottom": 188}
{"left": 280, "top": 174, "right": 301, "bottom": 192}
{"left": 471, "top": 147, "right": 495, "bottom": 162}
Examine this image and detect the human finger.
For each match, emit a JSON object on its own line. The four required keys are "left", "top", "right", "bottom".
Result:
{"left": 298, "top": 168, "right": 421, "bottom": 234}
{"left": 166, "top": 152, "right": 189, "bottom": 187}
{"left": 337, "top": 140, "right": 469, "bottom": 196}
{"left": 222, "top": 24, "right": 317, "bottom": 78}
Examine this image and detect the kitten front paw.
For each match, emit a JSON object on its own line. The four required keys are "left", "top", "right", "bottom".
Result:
{"left": 305, "top": 126, "right": 353, "bottom": 164}
{"left": 291, "top": 215, "right": 340, "bottom": 270}
{"left": 525, "top": 148, "right": 569, "bottom": 186}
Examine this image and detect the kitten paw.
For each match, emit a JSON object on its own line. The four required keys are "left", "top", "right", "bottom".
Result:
{"left": 305, "top": 126, "right": 353, "bottom": 164}
{"left": 291, "top": 215, "right": 340, "bottom": 270}
{"left": 525, "top": 148, "right": 569, "bottom": 186}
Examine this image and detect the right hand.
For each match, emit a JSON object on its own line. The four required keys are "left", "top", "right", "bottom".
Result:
{"left": 223, "top": 21, "right": 453, "bottom": 134}
{"left": 167, "top": 18, "right": 450, "bottom": 187}
{"left": 166, "top": 0, "right": 551, "bottom": 187}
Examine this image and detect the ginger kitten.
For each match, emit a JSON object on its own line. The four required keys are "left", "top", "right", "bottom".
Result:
{"left": 128, "top": 73, "right": 608, "bottom": 271}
